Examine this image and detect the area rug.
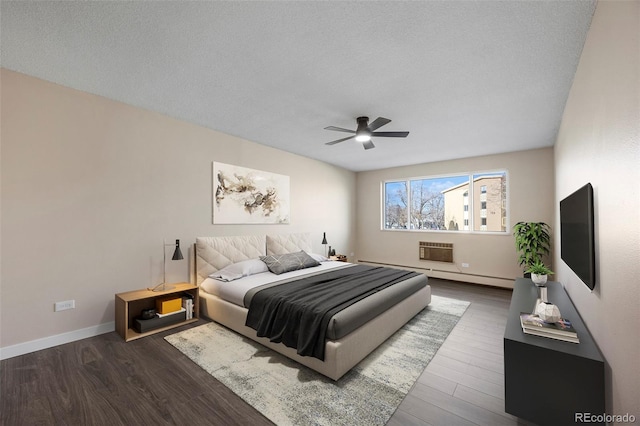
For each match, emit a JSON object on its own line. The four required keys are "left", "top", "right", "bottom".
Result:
{"left": 165, "top": 295, "right": 469, "bottom": 426}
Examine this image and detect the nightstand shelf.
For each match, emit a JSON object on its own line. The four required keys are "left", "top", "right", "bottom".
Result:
{"left": 115, "top": 282, "right": 199, "bottom": 342}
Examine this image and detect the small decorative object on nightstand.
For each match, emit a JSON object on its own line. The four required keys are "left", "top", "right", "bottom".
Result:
{"left": 140, "top": 308, "right": 156, "bottom": 320}
{"left": 330, "top": 254, "right": 348, "bottom": 262}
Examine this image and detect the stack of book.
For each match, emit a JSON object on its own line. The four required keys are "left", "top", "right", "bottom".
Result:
{"left": 135, "top": 306, "right": 186, "bottom": 333}
{"left": 182, "top": 294, "right": 194, "bottom": 320}
{"left": 519, "top": 312, "right": 580, "bottom": 343}
{"left": 157, "top": 307, "right": 186, "bottom": 318}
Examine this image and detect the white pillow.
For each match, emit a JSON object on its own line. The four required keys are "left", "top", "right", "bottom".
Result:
{"left": 209, "top": 259, "right": 269, "bottom": 282}
{"left": 308, "top": 252, "right": 329, "bottom": 262}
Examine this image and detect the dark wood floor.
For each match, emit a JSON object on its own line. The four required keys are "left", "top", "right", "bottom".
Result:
{"left": 388, "top": 279, "right": 532, "bottom": 426}
{"left": 1, "top": 279, "right": 528, "bottom": 426}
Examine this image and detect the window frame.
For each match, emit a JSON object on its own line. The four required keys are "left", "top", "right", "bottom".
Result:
{"left": 381, "top": 169, "right": 509, "bottom": 235}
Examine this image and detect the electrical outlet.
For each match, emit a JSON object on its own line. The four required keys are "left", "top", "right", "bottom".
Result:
{"left": 461, "top": 263, "right": 470, "bottom": 268}
{"left": 54, "top": 300, "right": 75, "bottom": 312}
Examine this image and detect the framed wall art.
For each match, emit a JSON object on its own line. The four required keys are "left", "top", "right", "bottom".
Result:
{"left": 212, "top": 162, "right": 290, "bottom": 224}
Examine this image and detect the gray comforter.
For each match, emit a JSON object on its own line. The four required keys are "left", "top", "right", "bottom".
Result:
{"left": 245, "top": 265, "right": 422, "bottom": 360}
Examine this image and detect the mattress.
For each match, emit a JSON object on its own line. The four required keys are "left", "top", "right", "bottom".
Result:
{"left": 200, "top": 261, "right": 428, "bottom": 340}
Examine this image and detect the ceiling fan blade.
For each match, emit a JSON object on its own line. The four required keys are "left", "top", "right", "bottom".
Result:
{"left": 367, "top": 117, "right": 391, "bottom": 132}
{"left": 325, "top": 136, "right": 354, "bottom": 145}
{"left": 324, "top": 126, "right": 355, "bottom": 133}
{"left": 363, "top": 140, "right": 375, "bottom": 150}
{"left": 370, "top": 131, "right": 410, "bottom": 138}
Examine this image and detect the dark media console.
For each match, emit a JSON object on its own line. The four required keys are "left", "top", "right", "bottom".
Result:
{"left": 504, "top": 278, "right": 605, "bottom": 425}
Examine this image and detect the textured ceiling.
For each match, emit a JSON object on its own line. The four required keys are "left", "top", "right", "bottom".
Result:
{"left": 1, "top": 1, "right": 596, "bottom": 172}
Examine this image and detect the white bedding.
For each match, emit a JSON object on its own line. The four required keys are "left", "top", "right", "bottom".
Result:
{"left": 200, "top": 261, "right": 351, "bottom": 307}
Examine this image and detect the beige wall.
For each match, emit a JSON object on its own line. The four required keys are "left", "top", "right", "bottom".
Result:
{"left": 0, "top": 69, "right": 356, "bottom": 353}
{"left": 554, "top": 0, "right": 639, "bottom": 415}
{"left": 356, "top": 148, "right": 555, "bottom": 288}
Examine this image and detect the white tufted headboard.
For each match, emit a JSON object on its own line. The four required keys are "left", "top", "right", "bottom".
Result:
{"left": 194, "top": 233, "right": 312, "bottom": 285}
{"left": 195, "top": 235, "right": 266, "bottom": 285}
{"left": 266, "top": 232, "right": 311, "bottom": 255}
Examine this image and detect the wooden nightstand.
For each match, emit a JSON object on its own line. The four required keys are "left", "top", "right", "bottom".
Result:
{"left": 330, "top": 254, "right": 348, "bottom": 262}
{"left": 115, "top": 282, "right": 199, "bottom": 342}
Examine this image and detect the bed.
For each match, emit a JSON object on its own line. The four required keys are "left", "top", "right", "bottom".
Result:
{"left": 194, "top": 233, "right": 431, "bottom": 380}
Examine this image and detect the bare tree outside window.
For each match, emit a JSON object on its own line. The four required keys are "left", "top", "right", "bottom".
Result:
{"left": 409, "top": 180, "right": 445, "bottom": 229}
{"left": 384, "top": 182, "right": 407, "bottom": 229}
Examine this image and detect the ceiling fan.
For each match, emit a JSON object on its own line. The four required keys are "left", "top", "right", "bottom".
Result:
{"left": 324, "top": 116, "right": 409, "bottom": 150}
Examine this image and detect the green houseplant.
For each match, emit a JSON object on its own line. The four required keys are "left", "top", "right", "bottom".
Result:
{"left": 526, "top": 260, "right": 554, "bottom": 276}
{"left": 513, "top": 221, "right": 551, "bottom": 274}
{"left": 526, "top": 260, "right": 554, "bottom": 286}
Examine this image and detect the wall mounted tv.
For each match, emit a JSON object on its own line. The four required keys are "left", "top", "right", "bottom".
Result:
{"left": 560, "top": 183, "right": 596, "bottom": 290}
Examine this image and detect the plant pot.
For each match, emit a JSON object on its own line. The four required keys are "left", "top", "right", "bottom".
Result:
{"left": 531, "top": 273, "right": 548, "bottom": 286}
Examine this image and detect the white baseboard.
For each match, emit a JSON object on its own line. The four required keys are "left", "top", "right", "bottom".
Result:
{"left": 0, "top": 321, "right": 115, "bottom": 360}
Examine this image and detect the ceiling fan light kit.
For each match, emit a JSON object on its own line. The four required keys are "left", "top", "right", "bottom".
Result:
{"left": 355, "top": 116, "right": 371, "bottom": 142}
{"left": 324, "top": 116, "right": 409, "bottom": 150}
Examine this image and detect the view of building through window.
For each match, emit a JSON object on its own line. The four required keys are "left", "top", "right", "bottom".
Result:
{"left": 384, "top": 171, "right": 507, "bottom": 232}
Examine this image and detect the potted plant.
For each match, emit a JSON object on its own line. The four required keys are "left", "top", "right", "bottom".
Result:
{"left": 526, "top": 260, "right": 554, "bottom": 286}
{"left": 513, "top": 221, "right": 551, "bottom": 275}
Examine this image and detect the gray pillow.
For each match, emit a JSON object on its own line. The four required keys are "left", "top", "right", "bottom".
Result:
{"left": 260, "top": 251, "right": 320, "bottom": 275}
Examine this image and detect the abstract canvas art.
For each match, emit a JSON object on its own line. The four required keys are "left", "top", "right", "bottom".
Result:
{"left": 213, "top": 162, "right": 290, "bottom": 224}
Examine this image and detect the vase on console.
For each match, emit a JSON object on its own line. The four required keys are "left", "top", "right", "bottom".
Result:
{"left": 531, "top": 273, "right": 548, "bottom": 286}
{"left": 526, "top": 261, "right": 554, "bottom": 287}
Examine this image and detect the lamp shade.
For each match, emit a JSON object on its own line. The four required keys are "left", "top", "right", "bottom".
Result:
{"left": 172, "top": 239, "right": 184, "bottom": 260}
{"left": 321, "top": 232, "right": 327, "bottom": 245}
{"left": 149, "top": 238, "right": 184, "bottom": 292}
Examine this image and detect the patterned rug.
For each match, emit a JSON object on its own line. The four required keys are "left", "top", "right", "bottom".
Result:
{"left": 165, "top": 295, "right": 469, "bottom": 426}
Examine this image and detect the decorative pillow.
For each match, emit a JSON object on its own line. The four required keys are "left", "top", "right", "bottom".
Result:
{"left": 260, "top": 251, "right": 320, "bottom": 275}
{"left": 209, "top": 259, "right": 269, "bottom": 282}
{"left": 308, "top": 252, "right": 329, "bottom": 262}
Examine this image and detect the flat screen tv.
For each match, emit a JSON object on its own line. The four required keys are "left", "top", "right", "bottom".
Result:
{"left": 560, "top": 183, "right": 596, "bottom": 290}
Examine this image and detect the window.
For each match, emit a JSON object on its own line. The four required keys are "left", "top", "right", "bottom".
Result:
{"left": 383, "top": 171, "right": 508, "bottom": 233}
{"left": 402, "top": 175, "right": 468, "bottom": 230}
{"left": 384, "top": 181, "right": 408, "bottom": 229}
